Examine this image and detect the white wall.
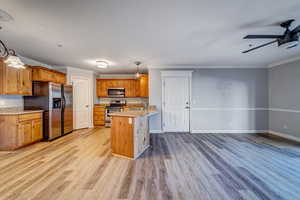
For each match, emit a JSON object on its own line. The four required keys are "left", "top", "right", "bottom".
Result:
{"left": 149, "top": 68, "right": 269, "bottom": 133}
{"left": 149, "top": 69, "right": 163, "bottom": 132}
{"left": 0, "top": 56, "right": 53, "bottom": 108}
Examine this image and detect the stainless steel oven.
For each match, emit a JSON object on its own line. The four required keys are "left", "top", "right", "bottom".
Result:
{"left": 107, "top": 88, "right": 125, "bottom": 98}
{"left": 105, "top": 100, "right": 126, "bottom": 127}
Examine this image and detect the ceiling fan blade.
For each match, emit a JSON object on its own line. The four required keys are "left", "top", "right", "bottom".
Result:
{"left": 287, "top": 44, "right": 298, "bottom": 49}
{"left": 242, "top": 40, "right": 278, "bottom": 53}
{"left": 291, "top": 25, "right": 300, "bottom": 34}
{"left": 244, "top": 35, "right": 282, "bottom": 39}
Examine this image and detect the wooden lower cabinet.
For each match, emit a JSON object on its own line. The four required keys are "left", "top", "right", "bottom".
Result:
{"left": 111, "top": 115, "right": 150, "bottom": 159}
{"left": 93, "top": 105, "right": 105, "bottom": 126}
{"left": 32, "top": 119, "right": 43, "bottom": 142}
{"left": 0, "top": 112, "right": 43, "bottom": 150}
{"left": 18, "top": 121, "right": 33, "bottom": 146}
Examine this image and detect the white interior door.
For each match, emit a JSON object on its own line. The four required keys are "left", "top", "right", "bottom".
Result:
{"left": 72, "top": 77, "right": 91, "bottom": 129}
{"left": 162, "top": 72, "right": 191, "bottom": 132}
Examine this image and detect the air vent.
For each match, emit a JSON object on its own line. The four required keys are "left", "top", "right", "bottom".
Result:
{"left": 0, "top": 9, "right": 14, "bottom": 22}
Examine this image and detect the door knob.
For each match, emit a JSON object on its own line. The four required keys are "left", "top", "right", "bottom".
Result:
{"left": 185, "top": 106, "right": 190, "bottom": 109}
{"left": 85, "top": 105, "right": 89, "bottom": 108}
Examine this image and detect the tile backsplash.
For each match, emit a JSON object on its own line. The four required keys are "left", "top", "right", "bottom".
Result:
{"left": 97, "top": 97, "right": 148, "bottom": 105}
{"left": 0, "top": 95, "right": 23, "bottom": 108}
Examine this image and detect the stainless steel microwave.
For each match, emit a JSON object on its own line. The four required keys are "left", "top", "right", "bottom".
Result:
{"left": 107, "top": 88, "right": 125, "bottom": 98}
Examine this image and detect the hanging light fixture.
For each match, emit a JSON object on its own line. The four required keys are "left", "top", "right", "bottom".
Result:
{"left": 134, "top": 61, "right": 141, "bottom": 78}
{"left": 0, "top": 39, "right": 25, "bottom": 69}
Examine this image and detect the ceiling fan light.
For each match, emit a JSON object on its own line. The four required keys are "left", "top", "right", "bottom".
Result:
{"left": 96, "top": 61, "right": 109, "bottom": 69}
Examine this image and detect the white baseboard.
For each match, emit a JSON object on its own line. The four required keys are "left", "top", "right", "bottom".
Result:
{"left": 191, "top": 130, "right": 268, "bottom": 134}
{"left": 150, "top": 130, "right": 163, "bottom": 134}
{"left": 268, "top": 130, "right": 300, "bottom": 143}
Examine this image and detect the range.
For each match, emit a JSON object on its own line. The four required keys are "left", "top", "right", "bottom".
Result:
{"left": 105, "top": 100, "right": 126, "bottom": 127}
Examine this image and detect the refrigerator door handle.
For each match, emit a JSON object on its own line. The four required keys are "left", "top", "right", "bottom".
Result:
{"left": 62, "top": 96, "right": 66, "bottom": 110}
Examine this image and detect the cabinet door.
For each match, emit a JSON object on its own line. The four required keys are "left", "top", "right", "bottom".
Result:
{"left": 97, "top": 80, "right": 107, "bottom": 97}
{"left": 139, "top": 75, "right": 149, "bottom": 97}
{"left": 18, "top": 121, "right": 32, "bottom": 146}
{"left": 39, "top": 69, "right": 53, "bottom": 82}
{"left": 126, "top": 80, "right": 136, "bottom": 97}
{"left": 19, "top": 67, "right": 32, "bottom": 96}
{"left": 32, "top": 119, "right": 43, "bottom": 142}
{"left": 4, "top": 65, "right": 19, "bottom": 94}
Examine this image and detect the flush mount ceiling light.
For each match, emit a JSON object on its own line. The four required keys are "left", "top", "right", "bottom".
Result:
{"left": 0, "top": 9, "right": 14, "bottom": 22}
{"left": 134, "top": 61, "right": 142, "bottom": 78}
{"left": 96, "top": 61, "right": 109, "bottom": 69}
{"left": 0, "top": 39, "right": 25, "bottom": 69}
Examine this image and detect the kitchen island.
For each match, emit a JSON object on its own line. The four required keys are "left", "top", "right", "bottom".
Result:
{"left": 109, "top": 107, "right": 158, "bottom": 160}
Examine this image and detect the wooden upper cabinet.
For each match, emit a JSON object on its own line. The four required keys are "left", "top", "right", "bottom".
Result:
{"left": 139, "top": 75, "right": 149, "bottom": 97}
{"left": 30, "top": 66, "right": 66, "bottom": 84}
{"left": 125, "top": 80, "right": 137, "bottom": 98}
{"left": 4, "top": 66, "right": 19, "bottom": 95}
{"left": 19, "top": 67, "right": 32, "bottom": 96}
{"left": 96, "top": 76, "right": 148, "bottom": 98}
{"left": 97, "top": 79, "right": 107, "bottom": 97}
{"left": 0, "top": 59, "right": 33, "bottom": 96}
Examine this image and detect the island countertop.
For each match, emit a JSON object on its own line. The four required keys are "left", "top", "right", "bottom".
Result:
{"left": 109, "top": 108, "right": 158, "bottom": 118}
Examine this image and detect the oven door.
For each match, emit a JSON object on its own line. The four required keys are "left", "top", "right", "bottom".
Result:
{"left": 105, "top": 106, "right": 122, "bottom": 127}
{"left": 107, "top": 88, "right": 125, "bottom": 98}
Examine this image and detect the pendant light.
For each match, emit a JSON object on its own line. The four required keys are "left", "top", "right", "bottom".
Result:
{"left": 134, "top": 61, "right": 141, "bottom": 78}
{"left": 0, "top": 39, "right": 25, "bottom": 69}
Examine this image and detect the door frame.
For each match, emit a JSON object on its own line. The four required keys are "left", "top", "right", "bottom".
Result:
{"left": 70, "top": 75, "right": 93, "bottom": 129}
{"left": 161, "top": 71, "right": 193, "bottom": 133}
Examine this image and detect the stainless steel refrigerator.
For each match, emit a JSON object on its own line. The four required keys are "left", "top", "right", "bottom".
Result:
{"left": 61, "top": 85, "right": 73, "bottom": 135}
{"left": 24, "top": 82, "right": 73, "bottom": 140}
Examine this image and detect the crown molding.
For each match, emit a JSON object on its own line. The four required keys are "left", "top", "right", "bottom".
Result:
{"left": 268, "top": 56, "right": 300, "bottom": 68}
{"left": 151, "top": 65, "right": 266, "bottom": 69}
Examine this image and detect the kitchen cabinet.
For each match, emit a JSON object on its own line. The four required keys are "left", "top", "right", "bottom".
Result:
{"left": 19, "top": 67, "right": 33, "bottom": 95}
{"left": 138, "top": 74, "right": 149, "bottom": 97}
{"left": 18, "top": 121, "right": 33, "bottom": 146}
{"left": 30, "top": 66, "right": 66, "bottom": 84}
{"left": 32, "top": 119, "right": 43, "bottom": 142}
{"left": 0, "top": 59, "right": 32, "bottom": 96}
{"left": 94, "top": 105, "right": 106, "bottom": 126}
{"left": 0, "top": 112, "right": 43, "bottom": 150}
{"left": 96, "top": 76, "right": 149, "bottom": 98}
{"left": 97, "top": 80, "right": 107, "bottom": 97}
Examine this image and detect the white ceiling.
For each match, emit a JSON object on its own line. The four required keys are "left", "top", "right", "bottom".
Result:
{"left": 1, "top": 0, "right": 300, "bottom": 73}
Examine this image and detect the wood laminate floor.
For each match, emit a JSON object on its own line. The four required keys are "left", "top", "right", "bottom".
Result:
{"left": 0, "top": 128, "right": 300, "bottom": 200}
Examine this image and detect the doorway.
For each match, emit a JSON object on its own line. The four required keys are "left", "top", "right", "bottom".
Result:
{"left": 72, "top": 76, "right": 92, "bottom": 129}
{"left": 161, "top": 71, "right": 192, "bottom": 132}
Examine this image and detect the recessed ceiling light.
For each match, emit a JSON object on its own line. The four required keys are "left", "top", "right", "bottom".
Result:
{"left": 96, "top": 61, "right": 109, "bottom": 69}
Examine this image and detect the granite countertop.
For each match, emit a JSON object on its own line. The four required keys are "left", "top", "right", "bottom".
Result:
{"left": 109, "top": 107, "right": 158, "bottom": 118}
{"left": 0, "top": 107, "right": 44, "bottom": 115}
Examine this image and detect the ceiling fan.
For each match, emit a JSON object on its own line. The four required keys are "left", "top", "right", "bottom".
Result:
{"left": 242, "top": 19, "right": 300, "bottom": 53}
